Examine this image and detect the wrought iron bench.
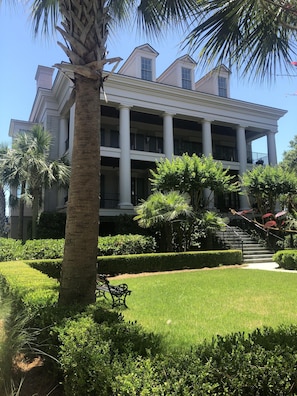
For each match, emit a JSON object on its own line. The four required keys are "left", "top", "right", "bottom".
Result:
{"left": 96, "top": 274, "right": 131, "bottom": 308}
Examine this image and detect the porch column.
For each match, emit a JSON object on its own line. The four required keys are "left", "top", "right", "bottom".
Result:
{"left": 119, "top": 104, "right": 133, "bottom": 209}
{"left": 202, "top": 119, "right": 214, "bottom": 208}
{"left": 267, "top": 130, "right": 277, "bottom": 165}
{"left": 237, "top": 125, "right": 249, "bottom": 209}
{"left": 59, "top": 117, "right": 68, "bottom": 157}
{"left": 202, "top": 119, "right": 213, "bottom": 156}
{"left": 163, "top": 112, "right": 174, "bottom": 159}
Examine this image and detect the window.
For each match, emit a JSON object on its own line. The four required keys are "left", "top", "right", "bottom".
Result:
{"left": 110, "top": 130, "right": 119, "bottom": 148}
{"left": 141, "top": 57, "right": 152, "bottom": 81}
{"left": 218, "top": 76, "right": 227, "bottom": 97}
{"left": 131, "top": 177, "right": 147, "bottom": 205}
{"left": 130, "top": 133, "right": 144, "bottom": 151}
{"left": 182, "top": 67, "right": 192, "bottom": 89}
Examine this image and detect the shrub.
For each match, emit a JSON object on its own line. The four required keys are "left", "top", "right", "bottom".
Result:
{"left": 57, "top": 321, "right": 297, "bottom": 395}
{"left": 97, "top": 250, "right": 242, "bottom": 275}
{"left": 273, "top": 250, "right": 297, "bottom": 270}
{"left": 98, "top": 234, "right": 156, "bottom": 256}
{"left": 37, "top": 212, "right": 66, "bottom": 239}
{"left": 21, "top": 239, "right": 65, "bottom": 260}
{"left": 0, "top": 238, "right": 23, "bottom": 261}
{"left": 56, "top": 305, "right": 162, "bottom": 396}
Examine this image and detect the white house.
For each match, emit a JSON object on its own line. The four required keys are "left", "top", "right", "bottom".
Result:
{"left": 8, "top": 44, "right": 287, "bottom": 237}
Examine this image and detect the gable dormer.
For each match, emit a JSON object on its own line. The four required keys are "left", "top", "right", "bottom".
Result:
{"left": 195, "top": 65, "right": 231, "bottom": 97}
{"left": 118, "top": 44, "right": 159, "bottom": 81}
{"left": 157, "top": 55, "right": 197, "bottom": 90}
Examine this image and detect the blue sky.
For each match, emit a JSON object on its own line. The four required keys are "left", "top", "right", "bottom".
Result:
{"left": 1, "top": 4, "right": 297, "bottom": 161}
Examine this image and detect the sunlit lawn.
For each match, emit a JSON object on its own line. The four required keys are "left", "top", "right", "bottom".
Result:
{"left": 111, "top": 268, "right": 297, "bottom": 350}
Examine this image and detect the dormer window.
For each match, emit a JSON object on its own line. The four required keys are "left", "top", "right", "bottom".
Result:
{"left": 141, "top": 57, "right": 153, "bottom": 81}
{"left": 182, "top": 67, "right": 192, "bottom": 89}
{"left": 218, "top": 76, "right": 227, "bottom": 97}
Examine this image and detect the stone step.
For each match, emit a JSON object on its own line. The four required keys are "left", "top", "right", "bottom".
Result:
{"left": 216, "top": 226, "right": 274, "bottom": 264}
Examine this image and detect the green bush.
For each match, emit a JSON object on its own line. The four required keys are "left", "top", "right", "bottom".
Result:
{"left": 57, "top": 317, "right": 297, "bottom": 395}
{"left": 37, "top": 212, "right": 66, "bottom": 239}
{"left": 98, "top": 250, "right": 242, "bottom": 275}
{"left": 22, "top": 239, "right": 65, "bottom": 260}
{"left": 98, "top": 234, "right": 156, "bottom": 256}
{"left": 56, "top": 306, "right": 162, "bottom": 396}
{"left": 23, "top": 250, "right": 242, "bottom": 279}
{"left": 273, "top": 250, "right": 297, "bottom": 270}
{"left": 26, "top": 259, "right": 62, "bottom": 279}
{"left": 0, "top": 238, "right": 23, "bottom": 261}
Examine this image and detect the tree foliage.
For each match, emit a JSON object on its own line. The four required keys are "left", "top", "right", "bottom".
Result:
{"left": 0, "top": 126, "right": 71, "bottom": 239}
{"left": 281, "top": 135, "right": 297, "bottom": 171}
{"left": 241, "top": 164, "right": 297, "bottom": 215}
{"left": 150, "top": 154, "right": 239, "bottom": 212}
{"left": 184, "top": 0, "right": 297, "bottom": 81}
{"left": 134, "top": 190, "right": 193, "bottom": 251}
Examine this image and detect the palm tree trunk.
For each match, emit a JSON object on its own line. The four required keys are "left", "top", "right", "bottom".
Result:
{"left": 59, "top": 75, "right": 100, "bottom": 305}
{"left": 18, "top": 182, "right": 26, "bottom": 241}
{"left": 31, "top": 188, "right": 40, "bottom": 239}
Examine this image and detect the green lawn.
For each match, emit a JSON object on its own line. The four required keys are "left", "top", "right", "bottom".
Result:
{"left": 113, "top": 268, "right": 297, "bottom": 350}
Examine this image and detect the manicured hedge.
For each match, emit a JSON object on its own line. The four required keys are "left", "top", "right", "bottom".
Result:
{"left": 0, "top": 234, "right": 156, "bottom": 262}
{"left": 2, "top": 258, "right": 297, "bottom": 395}
{"left": 57, "top": 314, "right": 297, "bottom": 396}
{"left": 0, "top": 260, "right": 59, "bottom": 326}
{"left": 25, "top": 250, "right": 242, "bottom": 279}
{"left": 97, "top": 250, "right": 242, "bottom": 275}
{"left": 273, "top": 250, "right": 297, "bottom": 270}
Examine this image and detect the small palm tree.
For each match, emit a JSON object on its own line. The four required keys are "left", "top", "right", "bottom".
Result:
{"left": 134, "top": 190, "right": 193, "bottom": 252}
{"left": 0, "top": 125, "right": 71, "bottom": 240}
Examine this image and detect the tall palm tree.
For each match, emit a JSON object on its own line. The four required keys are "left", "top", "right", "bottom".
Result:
{"left": 184, "top": 0, "right": 297, "bottom": 81}
{"left": 0, "top": 125, "right": 70, "bottom": 240}
{"left": 0, "top": 145, "right": 8, "bottom": 237}
{"left": 28, "top": 0, "right": 198, "bottom": 305}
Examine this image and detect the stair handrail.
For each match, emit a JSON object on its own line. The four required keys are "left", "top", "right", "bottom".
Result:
{"left": 230, "top": 209, "right": 285, "bottom": 248}
{"left": 220, "top": 224, "right": 243, "bottom": 253}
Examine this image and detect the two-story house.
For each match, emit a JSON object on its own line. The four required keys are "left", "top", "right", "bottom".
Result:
{"left": 8, "top": 44, "right": 287, "bottom": 237}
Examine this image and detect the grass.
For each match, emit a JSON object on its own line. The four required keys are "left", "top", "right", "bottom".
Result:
{"left": 112, "top": 267, "right": 297, "bottom": 350}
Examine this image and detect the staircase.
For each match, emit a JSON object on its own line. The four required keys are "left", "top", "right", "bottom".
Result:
{"left": 216, "top": 226, "right": 275, "bottom": 264}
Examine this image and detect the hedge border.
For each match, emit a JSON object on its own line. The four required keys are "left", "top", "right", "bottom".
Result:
{"left": 25, "top": 250, "right": 242, "bottom": 278}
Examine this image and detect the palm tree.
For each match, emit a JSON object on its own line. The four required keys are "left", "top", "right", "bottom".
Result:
{"left": 28, "top": 0, "right": 198, "bottom": 305}
{"left": 0, "top": 145, "right": 8, "bottom": 236}
{"left": 184, "top": 0, "right": 297, "bottom": 81}
{"left": 0, "top": 125, "right": 70, "bottom": 240}
{"left": 134, "top": 190, "right": 193, "bottom": 252}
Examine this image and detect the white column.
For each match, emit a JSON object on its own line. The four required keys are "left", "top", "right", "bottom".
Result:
{"left": 59, "top": 117, "right": 68, "bottom": 156}
{"left": 202, "top": 119, "right": 213, "bottom": 156}
{"left": 119, "top": 105, "right": 133, "bottom": 209}
{"left": 68, "top": 104, "right": 75, "bottom": 159}
{"left": 163, "top": 112, "right": 174, "bottom": 158}
{"left": 267, "top": 131, "right": 277, "bottom": 165}
{"left": 237, "top": 125, "right": 249, "bottom": 209}
{"left": 202, "top": 119, "right": 214, "bottom": 208}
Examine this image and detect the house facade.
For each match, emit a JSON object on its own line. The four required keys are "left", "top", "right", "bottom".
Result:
{"left": 8, "top": 44, "right": 287, "bottom": 237}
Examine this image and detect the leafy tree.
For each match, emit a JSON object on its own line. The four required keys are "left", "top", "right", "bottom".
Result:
{"left": 146, "top": 154, "right": 234, "bottom": 250}
{"left": 27, "top": 0, "right": 199, "bottom": 305}
{"left": 150, "top": 154, "right": 239, "bottom": 213}
{"left": 134, "top": 190, "right": 193, "bottom": 252}
{"left": 240, "top": 164, "right": 297, "bottom": 216}
{"left": 0, "top": 125, "right": 70, "bottom": 240}
{"left": 281, "top": 135, "right": 297, "bottom": 171}
{"left": 183, "top": 0, "right": 297, "bottom": 81}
